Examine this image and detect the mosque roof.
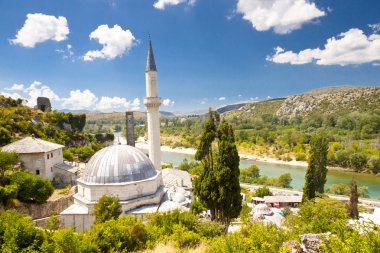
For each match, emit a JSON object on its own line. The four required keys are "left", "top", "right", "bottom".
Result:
{"left": 1, "top": 137, "right": 64, "bottom": 154}
{"left": 146, "top": 36, "right": 157, "bottom": 72}
{"left": 81, "top": 144, "right": 157, "bottom": 184}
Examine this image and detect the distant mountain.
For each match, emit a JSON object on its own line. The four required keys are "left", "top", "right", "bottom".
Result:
{"left": 159, "top": 111, "right": 176, "bottom": 117}
{"left": 223, "top": 86, "right": 380, "bottom": 120}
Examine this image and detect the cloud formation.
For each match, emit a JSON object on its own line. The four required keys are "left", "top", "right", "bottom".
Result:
{"left": 10, "top": 13, "right": 69, "bottom": 48}
{"left": 236, "top": 0, "right": 325, "bottom": 34}
{"left": 83, "top": 24, "right": 136, "bottom": 61}
{"left": 267, "top": 28, "right": 380, "bottom": 66}
{"left": 162, "top": 98, "right": 175, "bottom": 106}
{"left": 369, "top": 23, "right": 380, "bottom": 33}
{"left": 154, "top": 0, "right": 196, "bottom": 10}
{"left": 1, "top": 82, "right": 141, "bottom": 112}
{"left": 218, "top": 97, "right": 226, "bottom": 101}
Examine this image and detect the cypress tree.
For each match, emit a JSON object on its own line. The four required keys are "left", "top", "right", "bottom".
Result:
{"left": 309, "top": 134, "right": 329, "bottom": 194}
{"left": 216, "top": 121, "right": 242, "bottom": 231}
{"left": 348, "top": 177, "right": 359, "bottom": 219}
{"left": 302, "top": 163, "right": 316, "bottom": 202}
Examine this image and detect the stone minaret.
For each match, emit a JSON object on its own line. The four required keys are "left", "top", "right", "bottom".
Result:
{"left": 144, "top": 36, "right": 161, "bottom": 171}
{"left": 125, "top": 111, "right": 135, "bottom": 147}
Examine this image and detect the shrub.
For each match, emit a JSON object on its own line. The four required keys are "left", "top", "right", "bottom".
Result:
{"left": 10, "top": 171, "right": 54, "bottom": 204}
{"left": 63, "top": 150, "right": 74, "bottom": 161}
{"left": 195, "top": 220, "right": 225, "bottom": 238}
{"left": 254, "top": 186, "right": 273, "bottom": 198}
{"left": 93, "top": 195, "right": 122, "bottom": 224}
{"left": 170, "top": 224, "right": 201, "bottom": 248}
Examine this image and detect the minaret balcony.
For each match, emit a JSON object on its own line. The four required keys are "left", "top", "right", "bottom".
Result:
{"left": 144, "top": 97, "right": 162, "bottom": 107}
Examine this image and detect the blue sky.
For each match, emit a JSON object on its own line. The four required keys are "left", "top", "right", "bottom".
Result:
{"left": 0, "top": 0, "right": 379, "bottom": 112}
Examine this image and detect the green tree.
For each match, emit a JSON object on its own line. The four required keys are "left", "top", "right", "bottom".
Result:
{"left": 309, "top": 134, "right": 329, "bottom": 194}
{"left": 0, "top": 151, "right": 19, "bottom": 186}
{"left": 348, "top": 177, "right": 359, "bottom": 219}
{"left": 10, "top": 171, "right": 54, "bottom": 204}
{"left": 349, "top": 153, "right": 367, "bottom": 172}
{"left": 254, "top": 186, "right": 273, "bottom": 198}
{"left": 240, "top": 165, "right": 260, "bottom": 183}
{"left": 285, "top": 198, "right": 348, "bottom": 234}
{"left": 302, "top": 162, "right": 316, "bottom": 202}
{"left": 0, "top": 127, "right": 12, "bottom": 146}
{"left": 93, "top": 195, "right": 122, "bottom": 223}
{"left": 215, "top": 120, "right": 242, "bottom": 230}
{"left": 277, "top": 173, "right": 292, "bottom": 188}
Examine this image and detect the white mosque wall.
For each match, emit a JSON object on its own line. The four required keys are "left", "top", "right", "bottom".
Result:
{"left": 76, "top": 172, "right": 162, "bottom": 202}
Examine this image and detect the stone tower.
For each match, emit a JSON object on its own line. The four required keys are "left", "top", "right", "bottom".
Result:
{"left": 126, "top": 111, "right": 135, "bottom": 147}
{"left": 144, "top": 36, "right": 161, "bottom": 171}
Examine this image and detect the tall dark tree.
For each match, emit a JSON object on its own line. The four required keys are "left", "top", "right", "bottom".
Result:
{"left": 215, "top": 120, "right": 242, "bottom": 230}
{"left": 348, "top": 177, "right": 359, "bottom": 219}
{"left": 309, "top": 134, "right": 329, "bottom": 194}
{"left": 194, "top": 110, "right": 242, "bottom": 231}
{"left": 302, "top": 163, "right": 316, "bottom": 202}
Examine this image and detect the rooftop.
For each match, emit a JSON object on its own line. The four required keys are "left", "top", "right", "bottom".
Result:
{"left": 1, "top": 137, "right": 64, "bottom": 154}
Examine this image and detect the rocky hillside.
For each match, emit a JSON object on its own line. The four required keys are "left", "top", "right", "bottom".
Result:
{"left": 224, "top": 86, "right": 379, "bottom": 119}
{"left": 277, "top": 86, "right": 379, "bottom": 119}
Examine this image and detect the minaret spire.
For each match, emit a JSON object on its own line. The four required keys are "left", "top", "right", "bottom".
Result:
{"left": 146, "top": 35, "right": 157, "bottom": 72}
{"left": 144, "top": 36, "right": 161, "bottom": 172}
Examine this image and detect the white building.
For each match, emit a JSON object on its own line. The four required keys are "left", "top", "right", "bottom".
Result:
{"left": 60, "top": 37, "right": 187, "bottom": 231}
{"left": 1, "top": 136, "right": 76, "bottom": 183}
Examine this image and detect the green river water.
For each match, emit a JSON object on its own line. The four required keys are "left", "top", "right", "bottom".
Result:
{"left": 139, "top": 148, "right": 380, "bottom": 199}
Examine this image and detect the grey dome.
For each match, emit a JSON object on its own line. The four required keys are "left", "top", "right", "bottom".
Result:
{"left": 82, "top": 145, "right": 157, "bottom": 184}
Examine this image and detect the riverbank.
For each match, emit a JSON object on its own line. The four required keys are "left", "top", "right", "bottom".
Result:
{"left": 136, "top": 141, "right": 308, "bottom": 167}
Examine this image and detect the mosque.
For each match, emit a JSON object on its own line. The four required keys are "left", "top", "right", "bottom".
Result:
{"left": 60, "top": 38, "right": 192, "bottom": 230}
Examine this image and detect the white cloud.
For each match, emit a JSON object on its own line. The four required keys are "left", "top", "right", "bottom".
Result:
{"left": 153, "top": 0, "right": 195, "bottom": 10}
{"left": 266, "top": 96, "right": 272, "bottom": 99}
{"left": 267, "top": 28, "right": 380, "bottom": 66}
{"left": 96, "top": 96, "right": 140, "bottom": 111}
{"left": 5, "top": 84, "right": 24, "bottom": 91}
{"left": 218, "top": 97, "right": 226, "bottom": 101}
{"left": 10, "top": 13, "right": 69, "bottom": 48}
{"left": 162, "top": 98, "right": 175, "bottom": 107}
{"left": 236, "top": 0, "right": 326, "bottom": 34}
{"left": 56, "top": 44, "right": 75, "bottom": 61}
{"left": 83, "top": 24, "right": 136, "bottom": 61}
{"left": 200, "top": 101, "right": 206, "bottom": 105}
{"left": 1, "top": 81, "right": 60, "bottom": 107}
{"left": 61, "top": 89, "right": 98, "bottom": 110}
{"left": 369, "top": 23, "right": 380, "bottom": 33}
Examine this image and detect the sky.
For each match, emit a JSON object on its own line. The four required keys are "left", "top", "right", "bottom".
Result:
{"left": 0, "top": 0, "right": 379, "bottom": 112}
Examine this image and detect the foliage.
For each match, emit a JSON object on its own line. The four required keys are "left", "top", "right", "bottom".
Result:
{"left": 93, "top": 195, "right": 122, "bottom": 224}
{"left": 348, "top": 178, "right": 359, "bottom": 219}
{"left": 277, "top": 173, "right": 292, "bottom": 188}
{"left": 170, "top": 224, "right": 201, "bottom": 248}
{"left": 284, "top": 198, "right": 348, "bottom": 234}
{"left": 321, "top": 223, "right": 380, "bottom": 253}
{"left": 194, "top": 220, "right": 225, "bottom": 238}
{"left": 178, "top": 158, "right": 199, "bottom": 172}
{"left": 326, "top": 183, "right": 369, "bottom": 198}
{"left": 240, "top": 165, "right": 260, "bottom": 183}
{"left": 10, "top": 171, "right": 54, "bottom": 204}
{"left": 194, "top": 110, "right": 242, "bottom": 230}
{"left": 191, "top": 198, "right": 206, "bottom": 215}
{"left": 63, "top": 149, "right": 74, "bottom": 161}
{"left": 253, "top": 186, "right": 273, "bottom": 198}
{"left": 0, "top": 151, "right": 19, "bottom": 185}
{"left": 302, "top": 159, "right": 316, "bottom": 202}
{"left": 309, "top": 134, "right": 329, "bottom": 194}
{"left": 0, "top": 184, "right": 18, "bottom": 205}
{"left": 0, "top": 210, "right": 45, "bottom": 252}
{"left": 239, "top": 203, "right": 252, "bottom": 223}
{"left": 87, "top": 216, "right": 148, "bottom": 252}
{"left": 75, "top": 146, "right": 95, "bottom": 162}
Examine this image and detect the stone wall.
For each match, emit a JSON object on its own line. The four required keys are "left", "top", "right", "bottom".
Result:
{"left": 0, "top": 195, "right": 74, "bottom": 220}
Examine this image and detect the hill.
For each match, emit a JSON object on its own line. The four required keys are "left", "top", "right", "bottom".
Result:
{"left": 224, "top": 86, "right": 380, "bottom": 120}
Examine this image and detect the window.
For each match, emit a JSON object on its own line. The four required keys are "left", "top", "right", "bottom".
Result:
{"left": 47, "top": 154, "right": 49, "bottom": 159}
{"left": 36, "top": 170, "right": 40, "bottom": 175}
{"left": 51, "top": 153, "right": 53, "bottom": 158}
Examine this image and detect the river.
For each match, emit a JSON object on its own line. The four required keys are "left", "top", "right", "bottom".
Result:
{"left": 139, "top": 148, "right": 380, "bottom": 199}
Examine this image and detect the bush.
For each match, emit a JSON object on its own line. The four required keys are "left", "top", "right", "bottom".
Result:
{"left": 93, "top": 195, "right": 122, "bottom": 224}
{"left": 240, "top": 165, "right": 260, "bottom": 183}
{"left": 0, "top": 184, "right": 18, "bottom": 205}
{"left": 63, "top": 150, "right": 74, "bottom": 161}
{"left": 349, "top": 153, "right": 368, "bottom": 172}
{"left": 0, "top": 210, "right": 45, "bottom": 252}
{"left": 170, "top": 224, "right": 201, "bottom": 248}
{"left": 195, "top": 220, "right": 225, "bottom": 238}
{"left": 10, "top": 171, "right": 54, "bottom": 204}
{"left": 86, "top": 216, "right": 148, "bottom": 252}
{"left": 254, "top": 186, "right": 273, "bottom": 198}
{"left": 76, "top": 146, "right": 95, "bottom": 162}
